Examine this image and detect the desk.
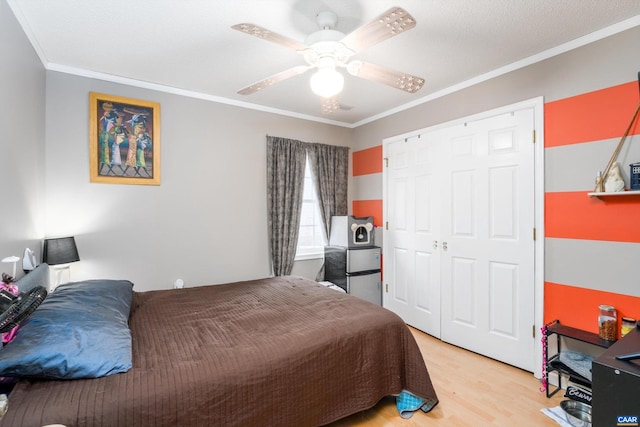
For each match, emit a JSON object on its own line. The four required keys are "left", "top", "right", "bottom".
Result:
{"left": 592, "top": 327, "right": 640, "bottom": 426}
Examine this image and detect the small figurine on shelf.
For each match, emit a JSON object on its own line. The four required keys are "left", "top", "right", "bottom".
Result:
{"left": 595, "top": 171, "right": 604, "bottom": 192}
{"left": 604, "top": 162, "right": 625, "bottom": 192}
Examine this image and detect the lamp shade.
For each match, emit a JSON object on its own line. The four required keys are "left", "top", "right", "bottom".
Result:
{"left": 43, "top": 237, "right": 80, "bottom": 265}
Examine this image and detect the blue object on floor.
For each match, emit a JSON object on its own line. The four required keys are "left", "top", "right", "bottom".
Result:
{"left": 396, "top": 390, "right": 434, "bottom": 419}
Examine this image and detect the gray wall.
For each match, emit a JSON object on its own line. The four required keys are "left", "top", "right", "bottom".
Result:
{"left": 0, "top": 0, "right": 46, "bottom": 274}
{"left": 43, "top": 73, "right": 351, "bottom": 291}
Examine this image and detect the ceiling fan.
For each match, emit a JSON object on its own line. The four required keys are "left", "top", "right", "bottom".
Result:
{"left": 231, "top": 7, "right": 425, "bottom": 112}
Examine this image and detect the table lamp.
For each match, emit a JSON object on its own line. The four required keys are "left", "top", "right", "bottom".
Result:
{"left": 43, "top": 236, "right": 80, "bottom": 289}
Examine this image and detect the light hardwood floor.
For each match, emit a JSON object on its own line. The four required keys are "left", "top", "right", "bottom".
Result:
{"left": 329, "top": 327, "right": 565, "bottom": 426}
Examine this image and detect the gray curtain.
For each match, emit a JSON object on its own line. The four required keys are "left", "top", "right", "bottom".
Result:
{"left": 307, "top": 143, "right": 349, "bottom": 281}
{"left": 266, "top": 136, "right": 307, "bottom": 276}
{"left": 306, "top": 142, "right": 350, "bottom": 242}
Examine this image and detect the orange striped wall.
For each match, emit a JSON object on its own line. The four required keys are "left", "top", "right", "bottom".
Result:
{"left": 352, "top": 145, "right": 383, "bottom": 176}
{"left": 545, "top": 81, "right": 640, "bottom": 148}
{"left": 545, "top": 191, "right": 640, "bottom": 242}
{"left": 545, "top": 80, "right": 640, "bottom": 333}
{"left": 352, "top": 145, "right": 383, "bottom": 226}
{"left": 545, "top": 282, "right": 639, "bottom": 339}
{"left": 352, "top": 199, "right": 382, "bottom": 227}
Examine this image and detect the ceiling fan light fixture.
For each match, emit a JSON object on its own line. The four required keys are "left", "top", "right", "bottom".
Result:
{"left": 310, "top": 67, "right": 344, "bottom": 98}
{"left": 233, "top": 7, "right": 423, "bottom": 106}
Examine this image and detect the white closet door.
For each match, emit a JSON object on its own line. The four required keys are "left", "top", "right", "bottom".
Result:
{"left": 383, "top": 107, "right": 536, "bottom": 372}
{"left": 384, "top": 135, "right": 442, "bottom": 337}
{"left": 440, "top": 108, "right": 535, "bottom": 371}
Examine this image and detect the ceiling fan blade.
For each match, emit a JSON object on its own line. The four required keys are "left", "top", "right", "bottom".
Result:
{"left": 348, "top": 61, "right": 424, "bottom": 93}
{"left": 231, "top": 23, "right": 308, "bottom": 51}
{"left": 238, "top": 66, "right": 309, "bottom": 95}
{"left": 340, "top": 7, "right": 416, "bottom": 53}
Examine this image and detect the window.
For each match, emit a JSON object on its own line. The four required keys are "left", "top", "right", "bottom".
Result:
{"left": 296, "top": 156, "right": 326, "bottom": 259}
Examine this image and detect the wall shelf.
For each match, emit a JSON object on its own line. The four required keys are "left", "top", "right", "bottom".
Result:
{"left": 588, "top": 190, "right": 640, "bottom": 198}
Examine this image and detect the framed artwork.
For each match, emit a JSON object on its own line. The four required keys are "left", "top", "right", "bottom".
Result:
{"left": 89, "top": 92, "right": 160, "bottom": 185}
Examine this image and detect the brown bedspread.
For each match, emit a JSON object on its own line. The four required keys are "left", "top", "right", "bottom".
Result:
{"left": 0, "top": 276, "right": 437, "bottom": 426}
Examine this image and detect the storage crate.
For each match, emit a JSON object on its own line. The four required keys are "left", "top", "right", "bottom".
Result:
{"left": 630, "top": 163, "right": 640, "bottom": 190}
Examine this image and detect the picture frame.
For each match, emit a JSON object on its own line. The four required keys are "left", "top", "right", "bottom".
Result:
{"left": 89, "top": 92, "right": 160, "bottom": 185}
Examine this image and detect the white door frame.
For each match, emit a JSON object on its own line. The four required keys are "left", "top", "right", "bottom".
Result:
{"left": 382, "top": 97, "right": 545, "bottom": 378}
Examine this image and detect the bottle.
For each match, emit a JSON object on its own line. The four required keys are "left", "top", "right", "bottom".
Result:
{"left": 598, "top": 305, "right": 617, "bottom": 341}
{"left": 621, "top": 317, "right": 636, "bottom": 337}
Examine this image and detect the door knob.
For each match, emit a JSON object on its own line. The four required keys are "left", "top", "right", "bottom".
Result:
{"left": 442, "top": 241, "right": 448, "bottom": 251}
{"left": 433, "top": 240, "right": 438, "bottom": 249}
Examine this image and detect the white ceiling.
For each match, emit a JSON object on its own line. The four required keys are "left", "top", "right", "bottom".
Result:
{"left": 8, "top": 0, "right": 640, "bottom": 127}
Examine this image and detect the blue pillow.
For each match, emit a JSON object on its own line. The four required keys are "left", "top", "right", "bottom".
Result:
{"left": 0, "top": 279, "right": 133, "bottom": 379}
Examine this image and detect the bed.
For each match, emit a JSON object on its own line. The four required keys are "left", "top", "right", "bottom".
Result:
{"left": 0, "top": 266, "right": 438, "bottom": 426}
